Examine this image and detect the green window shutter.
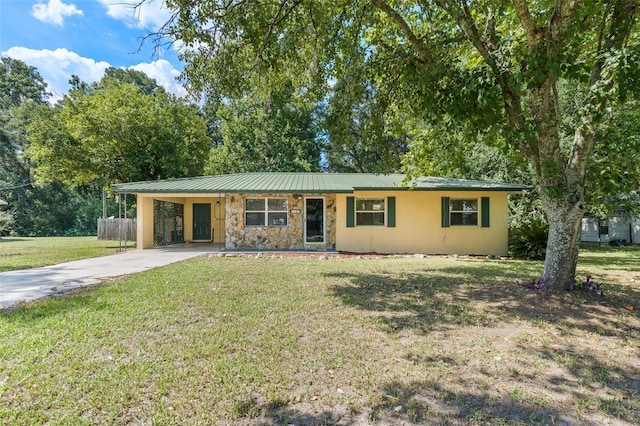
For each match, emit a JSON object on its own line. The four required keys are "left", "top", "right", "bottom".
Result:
{"left": 481, "top": 197, "right": 490, "bottom": 227}
{"left": 346, "top": 196, "right": 355, "bottom": 227}
{"left": 441, "top": 197, "right": 450, "bottom": 227}
{"left": 387, "top": 196, "right": 396, "bottom": 227}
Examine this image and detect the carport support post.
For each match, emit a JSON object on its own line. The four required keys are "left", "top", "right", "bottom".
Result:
{"left": 118, "top": 192, "right": 122, "bottom": 253}
{"left": 124, "top": 193, "right": 128, "bottom": 253}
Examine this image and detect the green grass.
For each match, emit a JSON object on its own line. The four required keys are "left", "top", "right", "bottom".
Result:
{"left": 0, "top": 237, "right": 135, "bottom": 272}
{"left": 1, "top": 246, "right": 639, "bottom": 424}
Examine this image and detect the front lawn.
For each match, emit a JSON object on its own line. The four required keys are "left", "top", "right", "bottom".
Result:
{"left": 0, "top": 236, "right": 135, "bottom": 272}
{"left": 1, "top": 248, "right": 638, "bottom": 424}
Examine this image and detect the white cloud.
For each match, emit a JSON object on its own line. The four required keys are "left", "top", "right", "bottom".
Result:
{"left": 129, "top": 59, "right": 186, "bottom": 98}
{"left": 2, "top": 47, "right": 108, "bottom": 103}
{"left": 2, "top": 47, "right": 186, "bottom": 102}
{"left": 98, "top": 0, "right": 173, "bottom": 30}
{"left": 31, "top": 0, "right": 83, "bottom": 27}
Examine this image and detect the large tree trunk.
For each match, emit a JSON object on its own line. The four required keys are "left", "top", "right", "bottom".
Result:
{"left": 540, "top": 194, "right": 586, "bottom": 291}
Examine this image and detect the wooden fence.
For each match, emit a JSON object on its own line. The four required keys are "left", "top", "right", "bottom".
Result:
{"left": 97, "top": 218, "right": 137, "bottom": 241}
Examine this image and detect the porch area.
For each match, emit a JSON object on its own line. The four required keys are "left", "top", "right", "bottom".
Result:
{"left": 136, "top": 195, "right": 226, "bottom": 249}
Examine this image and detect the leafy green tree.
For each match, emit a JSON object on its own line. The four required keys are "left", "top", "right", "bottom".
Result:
{"left": 0, "top": 57, "right": 49, "bottom": 190}
{"left": 0, "top": 57, "right": 50, "bottom": 108}
{"left": 205, "top": 84, "right": 321, "bottom": 174}
{"left": 586, "top": 103, "right": 640, "bottom": 218}
{"left": 325, "top": 80, "right": 409, "bottom": 173}
{"left": 28, "top": 76, "right": 210, "bottom": 188}
{"left": 0, "top": 58, "right": 124, "bottom": 236}
{"left": 68, "top": 68, "right": 162, "bottom": 98}
{"left": 103, "top": 67, "right": 160, "bottom": 96}
{"left": 558, "top": 82, "right": 640, "bottom": 219}
{"left": 406, "top": 80, "right": 640, "bottom": 225}
{"left": 148, "top": 0, "right": 639, "bottom": 290}
{"left": 0, "top": 58, "right": 56, "bottom": 235}
{"left": 403, "top": 121, "right": 544, "bottom": 228}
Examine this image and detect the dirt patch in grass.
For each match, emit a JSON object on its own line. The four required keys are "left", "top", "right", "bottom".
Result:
{"left": 1, "top": 248, "right": 638, "bottom": 425}
{"left": 224, "top": 254, "right": 640, "bottom": 425}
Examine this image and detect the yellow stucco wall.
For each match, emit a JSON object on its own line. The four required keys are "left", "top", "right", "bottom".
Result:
{"left": 183, "top": 197, "right": 225, "bottom": 242}
{"left": 135, "top": 191, "right": 511, "bottom": 254}
{"left": 136, "top": 195, "right": 154, "bottom": 249}
{"left": 135, "top": 194, "right": 225, "bottom": 249}
{"left": 335, "top": 191, "right": 511, "bottom": 255}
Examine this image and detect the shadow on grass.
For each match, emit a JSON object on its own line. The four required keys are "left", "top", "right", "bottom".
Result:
{"left": 537, "top": 343, "right": 640, "bottom": 397}
{"left": 233, "top": 381, "right": 570, "bottom": 425}
{"left": 326, "top": 262, "right": 640, "bottom": 337}
{"left": 367, "top": 380, "right": 567, "bottom": 425}
{"left": 233, "top": 397, "right": 355, "bottom": 425}
{"left": 0, "top": 237, "right": 31, "bottom": 243}
{"left": 325, "top": 262, "right": 640, "bottom": 424}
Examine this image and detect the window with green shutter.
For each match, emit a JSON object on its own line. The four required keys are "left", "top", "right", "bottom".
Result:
{"left": 443, "top": 197, "right": 486, "bottom": 227}
{"left": 450, "top": 199, "right": 478, "bottom": 226}
{"left": 347, "top": 196, "right": 395, "bottom": 227}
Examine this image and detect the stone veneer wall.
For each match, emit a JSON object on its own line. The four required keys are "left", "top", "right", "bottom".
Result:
{"left": 225, "top": 193, "right": 336, "bottom": 250}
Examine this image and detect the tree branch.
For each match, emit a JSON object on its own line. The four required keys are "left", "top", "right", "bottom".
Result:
{"left": 436, "top": 1, "right": 529, "bottom": 155}
{"left": 549, "top": 0, "right": 580, "bottom": 46}
{"left": 369, "top": 0, "right": 434, "bottom": 65}
{"left": 512, "top": 0, "right": 541, "bottom": 46}
{"left": 259, "top": 0, "right": 306, "bottom": 59}
{"left": 569, "top": 0, "right": 639, "bottom": 178}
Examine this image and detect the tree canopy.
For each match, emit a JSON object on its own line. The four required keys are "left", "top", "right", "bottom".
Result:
{"left": 0, "top": 57, "right": 49, "bottom": 186}
{"left": 324, "top": 80, "right": 409, "bottom": 173}
{"left": 205, "top": 83, "right": 321, "bottom": 174}
{"left": 0, "top": 56, "right": 50, "bottom": 108}
{"left": 28, "top": 75, "right": 210, "bottom": 188}
{"left": 0, "top": 57, "right": 104, "bottom": 236}
{"left": 148, "top": 0, "right": 639, "bottom": 290}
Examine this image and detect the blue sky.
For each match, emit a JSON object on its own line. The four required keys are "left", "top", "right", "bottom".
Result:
{"left": 0, "top": 0, "right": 186, "bottom": 102}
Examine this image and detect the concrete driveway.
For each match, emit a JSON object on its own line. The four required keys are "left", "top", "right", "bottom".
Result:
{"left": 0, "top": 246, "right": 216, "bottom": 310}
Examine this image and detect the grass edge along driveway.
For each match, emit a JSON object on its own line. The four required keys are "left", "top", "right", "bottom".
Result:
{"left": 0, "top": 236, "right": 136, "bottom": 272}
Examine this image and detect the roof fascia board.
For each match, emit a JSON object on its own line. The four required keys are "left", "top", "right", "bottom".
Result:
{"left": 353, "top": 187, "right": 530, "bottom": 192}
{"left": 113, "top": 189, "right": 356, "bottom": 195}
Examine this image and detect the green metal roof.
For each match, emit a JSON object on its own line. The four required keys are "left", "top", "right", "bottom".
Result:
{"left": 111, "top": 173, "right": 530, "bottom": 194}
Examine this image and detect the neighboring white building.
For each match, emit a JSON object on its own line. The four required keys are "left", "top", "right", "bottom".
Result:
{"left": 582, "top": 215, "right": 640, "bottom": 245}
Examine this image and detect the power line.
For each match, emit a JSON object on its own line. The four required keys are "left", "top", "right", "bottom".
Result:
{"left": 0, "top": 182, "right": 31, "bottom": 191}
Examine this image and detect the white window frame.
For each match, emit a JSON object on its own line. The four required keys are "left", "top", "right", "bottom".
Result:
{"left": 245, "top": 197, "right": 288, "bottom": 227}
{"left": 450, "top": 198, "right": 478, "bottom": 226}
{"left": 356, "top": 198, "right": 385, "bottom": 226}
